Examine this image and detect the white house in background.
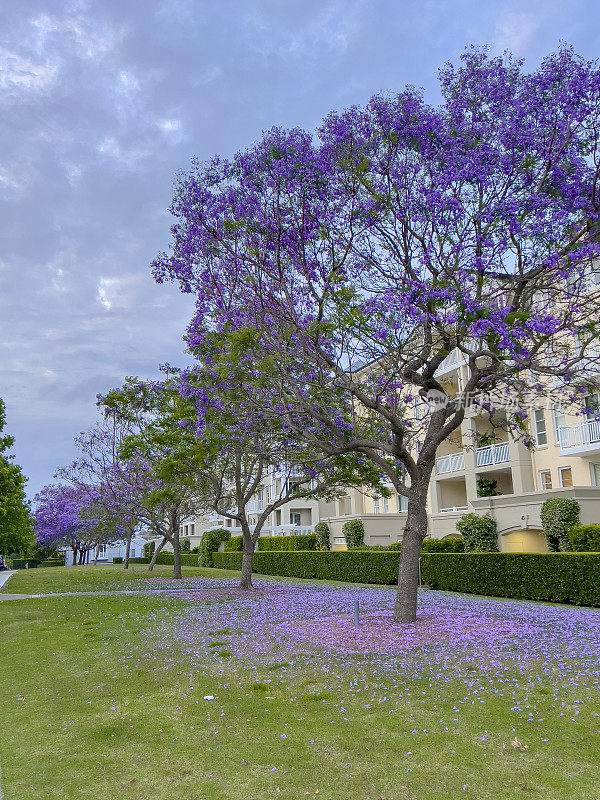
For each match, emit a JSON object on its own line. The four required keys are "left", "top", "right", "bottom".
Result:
{"left": 64, "top": 534, "right": 149, "bottom": 566}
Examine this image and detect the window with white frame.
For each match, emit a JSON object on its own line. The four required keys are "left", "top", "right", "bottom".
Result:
{"left": 552, "top": 408, "right": 566, "bottom": 444}
{"left": 539, "top": 470, "right": 552, "bottom": 490}
{"left": 559, "top": 467, "right": 573, "bottom": 488}
{"left": 397, "top": 494, "right": 408, "bottom": 512}
{"left": 591, "top": 463, "right": 600, "bottom": 486}
{"left": 534, "top": 409, "right": 547, "bottom": 446}
{"left": 373, "top": 497, "right": 380, "bottom": 514}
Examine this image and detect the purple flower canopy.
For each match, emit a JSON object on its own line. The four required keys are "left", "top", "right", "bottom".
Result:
{"left": 34, "top": 483, "right": 100, "bottom": 549}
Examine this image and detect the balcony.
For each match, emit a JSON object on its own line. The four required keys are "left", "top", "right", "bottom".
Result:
{"left": 435, "top": 451, "right": 465, "bottom": 475}
{"left": 475, "top": 442, "right": 510, "bottom": 467}
{"left": 559, "top": 419, "right": 600, "bottom": 455}
{"left": 439, "top": 505, "right": 468, "bottom": 513}
{"left": 272, "top": 524, "right": 314, "bottom": 537}
{"left": 434, "top": 348, "right": 466, "bottom": 377}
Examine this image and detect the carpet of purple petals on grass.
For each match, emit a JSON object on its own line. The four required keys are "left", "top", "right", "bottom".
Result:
{"left": 133, "top": 578, "right": 600, "bottom": 742}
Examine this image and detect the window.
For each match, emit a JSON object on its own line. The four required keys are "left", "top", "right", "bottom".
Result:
{"left": 189, "top": 524, "right": 195, "bottom": 536}
{"left": 552, "top": 408, "right": 566, "bottom": 444}
{"left": 397, "top": 494, "right": 408, "bottom": 512}
{"left": 534, "top": 409, "right": 547, "bottom": 446}
{"left": 591, "top": 464, "right": 600, "bottom": 486}
{"left": 382, "top": 496, "right": 389, "bottom": 514}
{"left": 585, "top": 391, "right": 600, "bottom": 420}
{"left": 373, "top": 497, "right": 380, "bottom": 514}
{"left": 290, "top": 512, "right": 301, "bottom": 526}
{"left": 559, "top": 467, "right": 573, "bottom": 488}
{"left": 539, "top": 470, "right": 552, "bottom": 490}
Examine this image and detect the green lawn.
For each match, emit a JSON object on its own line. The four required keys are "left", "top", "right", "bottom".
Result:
{"left": 1, "top": 567, "right": 599, "bottom": 799}
{"left": 0, "top": 563, "right": 229, "bottom": 594}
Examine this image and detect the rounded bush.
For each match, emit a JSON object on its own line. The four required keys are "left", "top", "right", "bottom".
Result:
{"left": 200, "top": 528, "right": 231, "bottom": 567}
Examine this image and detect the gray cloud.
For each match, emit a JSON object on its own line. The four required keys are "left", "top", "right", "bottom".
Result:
{"left": 1, "top": 0, "right": 599, "bottom": 497}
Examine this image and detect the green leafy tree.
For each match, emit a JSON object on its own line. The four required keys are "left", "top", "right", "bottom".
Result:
{"left": 0, "top": 399, "right": 34, "bottom": 556}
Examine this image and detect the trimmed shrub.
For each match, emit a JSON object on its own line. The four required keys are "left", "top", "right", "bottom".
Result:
{"left": 541, "top": 498, "right": 580, "bottom": 551}
{"left": 10, "top": 558, "right": 42, "bottom": 569}
{"left": 224, "top": 535, "right": 243, "bottom": 552}
{"left": 214, "top": 550, "right": 401, "bottom": 584}
{"left": 113, "top": 557, "right": 123, "bottom": 564}
{"left": 422, "top": 553, "right": 600, "bottom": 606}
{"left": 456, "top": 513, "right": 498, "bottom": 551}
{"left": 421, "top": 537, "right": 465, "bottom": 552}
{"left": 567, "top": 524, "right": 600, "bottom": 552}
{"left": 180, "top": 538, "right": 191, "bottom": 552}
{"left": 314, "top": 522, "right": 331, "bottom": 550}
{"left": 200, "top": 528, "right": 231, "bottom": 567}
{"left": 153, "top": 552, "right": 201, "bottom": 567}
{"left": 128, "top": 557, "right": 150, "bottom": 564}
{"left": 39, "top": 559, "right": 65, "bottom": 567}
{"left": 343, "top": 519, "right": 365, "bottom": 549}
{"left": 143, "top": 541, "right": 156, "bottom": 558}
{"left": 258, "top": 534, "right": 316, "bottom": 551}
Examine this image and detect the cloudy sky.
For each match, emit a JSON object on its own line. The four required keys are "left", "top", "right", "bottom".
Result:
{"left": 2, "top": 0, "right": 600, "bottom": 498}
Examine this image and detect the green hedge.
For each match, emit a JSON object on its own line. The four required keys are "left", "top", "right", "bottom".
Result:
{"left": 154, "top": 552, "right": 201, "bottom": 567}
{"left": 214, "top": 551, "right": 401, "bottom": 584}
{"left": 39, "top": 559, "right": 65, "bottom": 567}
{"left": 10, "top": 559, "right": 39, "bottom": 569}
{"left": 567, "top": 524, "right": 600, "bottom": 552}
{"left": 224, "top": 535, "right": 243, "bottom": 552}
{"left": 258, "top": 534, "right": 316, "bottom": 551}
{"left": 421, "top": 553, "right": 600, "bottom": 606}
{"left": 213, "top": 550, "right": 600, "bottom": 606}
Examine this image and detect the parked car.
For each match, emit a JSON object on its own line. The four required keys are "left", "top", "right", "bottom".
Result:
{"left": 0, "top": 556, "right": 8, "bottom": 571}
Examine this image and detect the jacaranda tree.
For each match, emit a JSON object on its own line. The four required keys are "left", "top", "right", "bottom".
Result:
{"left": 34, "top": 483, "right": 100, "bottom": 564}
{"left": 154, "top": 47, "right": 600, "bottom": 622}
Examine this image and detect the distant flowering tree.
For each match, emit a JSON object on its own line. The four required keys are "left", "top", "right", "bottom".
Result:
{"left": 34, "top": 483, "right": 100, "bottom": 565}
{"left": 154, "top": 47, "right": 600, "bottom": 622}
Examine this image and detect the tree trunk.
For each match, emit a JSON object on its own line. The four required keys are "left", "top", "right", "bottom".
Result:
{"left": 148, "top": 537, "right": 167, "bottom": 571}
{"left": 172, "top": 527, "right": 182, "bottom": 580}
{"left": 239, "top": 533, "right": 254, "bottom": 590}
{"left": 124, "top": 534, "right": 132, "bottom": 569}
{"left": 93, "top": 544, "right": 100, "bottom": 566}
{"left": 72, "top": 546, "right": 78, "bottom": 566}
{"left": 394, "top": 496, "right": 428, "bottom": 623}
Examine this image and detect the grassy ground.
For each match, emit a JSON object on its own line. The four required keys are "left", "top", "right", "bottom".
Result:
{"left": 1, "top": 566, "right": 599, "bottom": 799}
{"left": 0, "top": 564, "right": 229, "bottom": 594}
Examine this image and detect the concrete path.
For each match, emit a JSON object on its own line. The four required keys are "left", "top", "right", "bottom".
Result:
{"left": 0, "top": 571, "right": 15, "bottom": 591}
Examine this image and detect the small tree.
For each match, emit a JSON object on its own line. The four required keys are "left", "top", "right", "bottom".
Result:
{"left": 200, "top": 528, "right": 230, "bottom": 567}
{"left": 541, "top": 498, "right": 580, "bottom": 551}
{"left": 456, "top": 513, "right": 498, "bottom": 552}
{"left": 314, "top": 521, "right": 331, "bottom": 551}
{"left": 343, "top": 519, "right": 365, "bottom": 549}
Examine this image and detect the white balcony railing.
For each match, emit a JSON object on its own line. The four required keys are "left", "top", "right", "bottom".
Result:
{"left": 475, "top": 442, "right": 510, "bottom": 467}
{"left": 435, "top": 451, "right": 465, "bottom": 475}
{"left": 440, "top": 505, "right": 468, "bottom": 513}
{"left": 559, "top": 419, "right": 600, "bottom": 450}
{"left": 434, "top": 348, "right": 464, "bottom": 376}
{"left": 272, "top": 525, "right": 314, "bottom": 537}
